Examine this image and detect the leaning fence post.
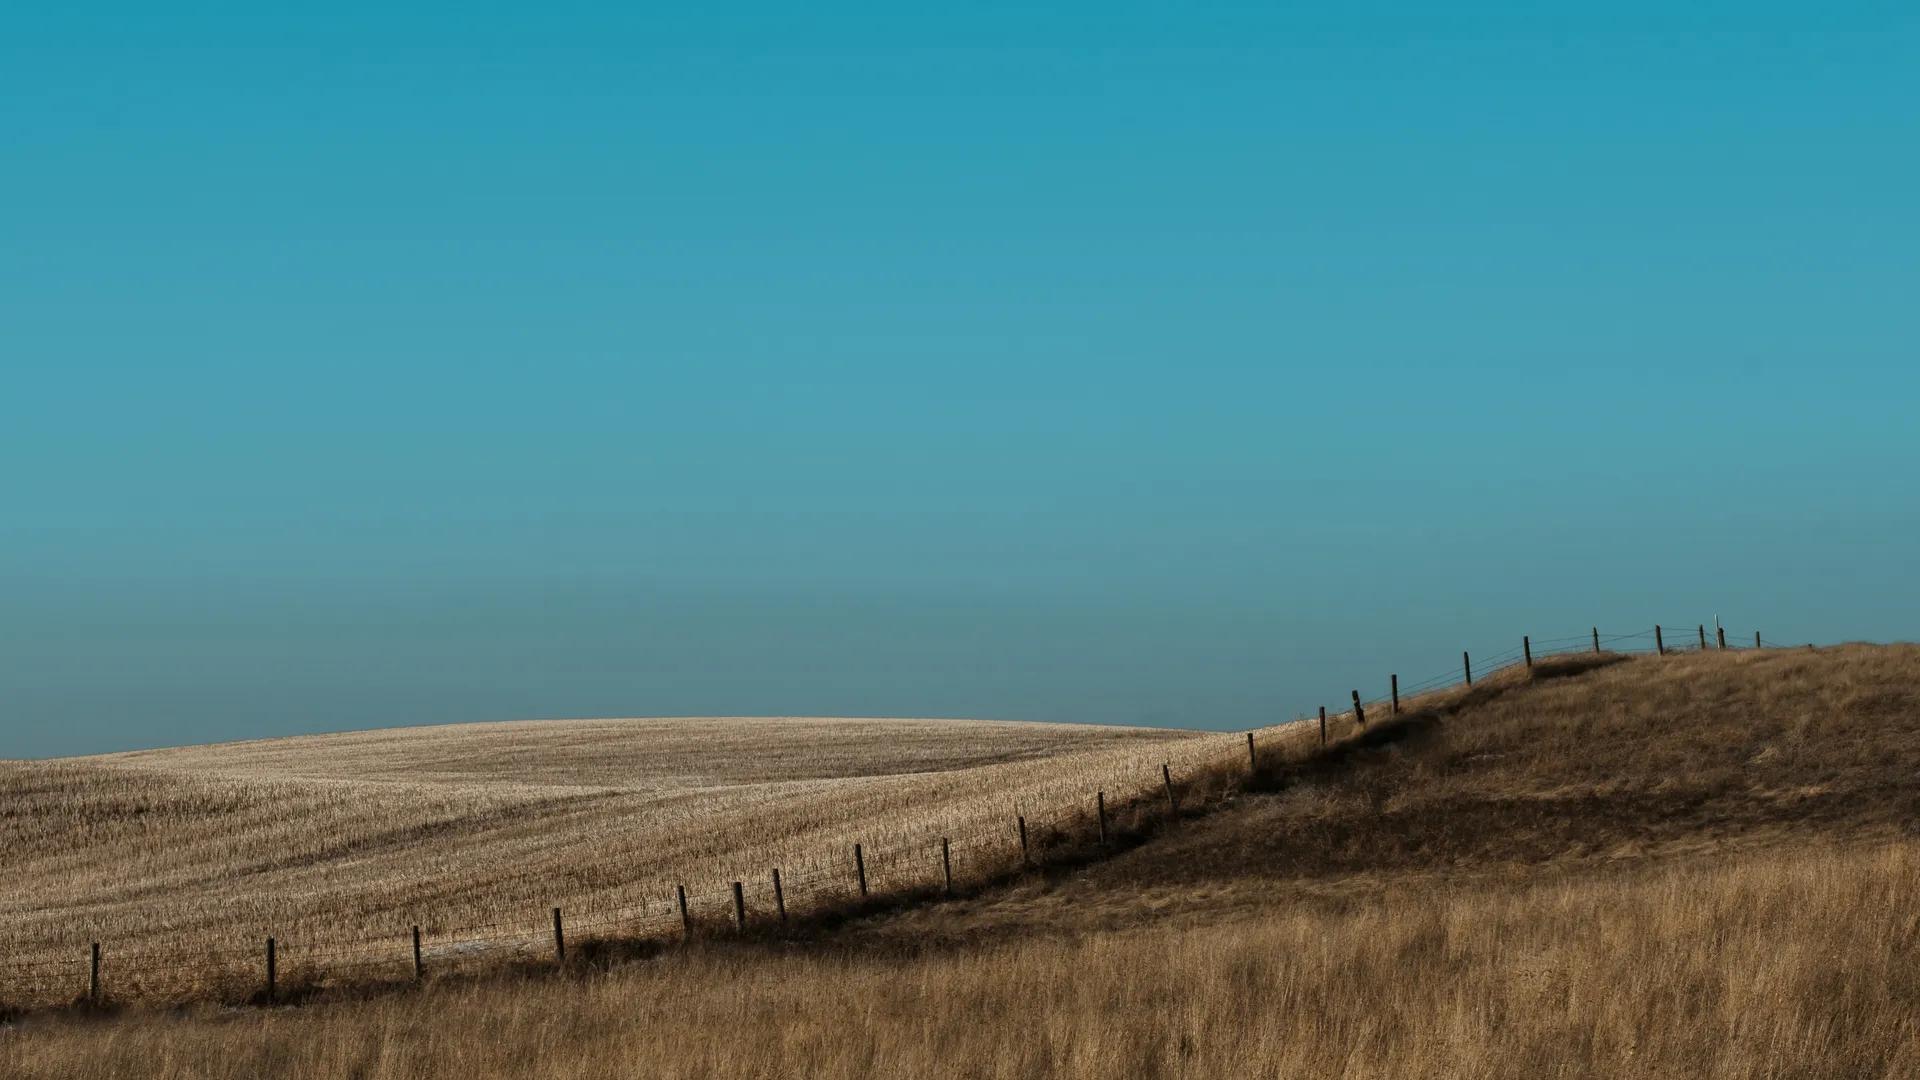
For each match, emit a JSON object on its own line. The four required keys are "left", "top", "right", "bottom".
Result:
{"left": 412, "top": 925, "right": 423, "bottom": 982}
{"left": 1655, "top": 625, "right": 1665, "bottom": 655}
{"left": 732, "top": 882, "right": 746, "bottom": 931}
{"left": 941, "top": 837, "right": 953, "bottom": 895}
{"left": 1593, "top": 627, "right": 1600, "bottom": 653}
{"left": 552, "top": 907, "right": 566, "bottom": 966}
{"left": 90, "top": 943, "right": 100, "bottom": 1004}
{"left": 1717, "top": 626, "right": 1726, "bottom": 650}
{"left": 1351, "top": 690, "right": 1366, "bottom": 729}
{"left": 1017, "top": 815, "right": 1030, "bottom": 867}
{"left": 773, "top": 868, "right": 787, "bottom": 921}
{"left": 1523, "top": 636, "right": 1532, "bottom": 668}
{"left": 265, "top": 937, "right": 277, "bottom": 1003}
{"left": 854, "top": 843, "right": 868, "bottom": 897}
{"left": 1162, "top": 763, "right": 1178, "bottom": 813}
{"left": 1096, "top": 792, "right": 1108, "bottom": 846}
{"left": 1699, "top": 625, "right": 1707, "bottom": 650}
{"left": 677, "top": 885, "right": 692, "bottom": 939}
{"left": 1319, "top": 706, "right": 1327, "bottom": 745}
{"left": 1391, "top": 674, "right": 1399, "bottom": 714}
{"left": 1463, "top": 651, "right": 1473, "bottom": 686}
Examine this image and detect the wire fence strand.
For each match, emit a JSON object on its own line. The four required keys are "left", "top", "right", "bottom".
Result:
{"left": 0, "top": 623, "right": 1776, "bottom": 1007}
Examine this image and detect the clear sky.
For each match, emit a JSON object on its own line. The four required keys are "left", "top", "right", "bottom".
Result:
{"left": 4, "top": 4, "right": 1917, "bottom": 757}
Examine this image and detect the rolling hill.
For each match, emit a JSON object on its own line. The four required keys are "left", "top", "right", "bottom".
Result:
{"left": 0, "top": 713, "right": 1222, "bottom": 1002}
{"left": 4, "top": 643, "right": 1917, "bottom": 1078}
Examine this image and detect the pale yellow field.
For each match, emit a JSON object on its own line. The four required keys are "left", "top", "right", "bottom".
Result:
{"left": 0, "top": 714, "right": 1284, "bottom": 1004}
{"left": 4, "top": 645, "right": 1916, "bottom": 1078}
{"left": 6, "top": 645, "right": 1916, "bottom": 1078}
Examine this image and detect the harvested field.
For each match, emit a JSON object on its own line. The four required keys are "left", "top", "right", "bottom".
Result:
{"left": 0, "top": 714, "right": 1247, "bottom": 1003}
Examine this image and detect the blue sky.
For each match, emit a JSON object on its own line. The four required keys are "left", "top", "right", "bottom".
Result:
{"left": 4, "top": 4, "right": 1916, "bottom": 756}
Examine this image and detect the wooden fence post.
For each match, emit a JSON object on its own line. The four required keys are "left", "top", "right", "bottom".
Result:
{"left": 732, "top": 882, "right": 746, "bottom": 931}
{"left": 1717, "top": 626, "right": 1726, "bottom": 650}
{"left": 1593, "top": 627, "right": 1600, "bottom": 653}
{"left": 941, "top": 837, "right": 953, "bottom": 896}
{"left": 1463, "top": 651, "right": 1472, "bottom": 686}
{"left": 1391, "top": 674, "right": 1399, "bottom": 714}
{"left": 1017, "top": 815, "right": 1030, "bottom": 867}
{"left": 677, "top": 885, "right": 691, "bottom": 939}
{"left": 1523, "top": 635, "right": 1532, "bottom": 668}
{"left": 854, "top": 843, "right": 868, "bottom": 897}
{"left": 1351, "top": 690, "right": 1366, "bottom": 729}
{"left": 1318, "top": 706, "right": 1327, "bottom": 746}
{"left": 1756, "top": 631, "right": 1762, "bottom": 649}
{"left": 552, "top": 907, "right": 565, "bottom": 966}
{"left": 1246, "top": 731, "right": 1256, "bottom": 773}
{"left": 90, "top": 943, "right": 99, "bottom": 1004}
{"left": 412, "top": 925, "right": 423, "bottom": 982}
{"left": 265, "top": 937, "right": 276, "bottom": 1004}
{"left": 1162, "top": 763, "right": 1178, "bottom": 813}
{"left": 1096, "top": 792, "right": 1108, "bottom": 846}
{"left": 773, "top": 869, "right": 787, "bottom": 921}
{"left": 1655, "top": 625, "right": 1664, "bottom": 655}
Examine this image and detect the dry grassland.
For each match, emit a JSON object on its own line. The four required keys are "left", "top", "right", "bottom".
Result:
{"left": 6, "top": 839, "right": 1912, "bottom": 1079}
{"left": 3, "top": 643, "right": 1915, "bottom": 1077}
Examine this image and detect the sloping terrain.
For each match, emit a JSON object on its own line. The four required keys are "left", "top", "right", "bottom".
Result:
{"left": 873, "top": 643, "right": 1920, "bottom": 945}
{"left": 0, "top": 715, "right": 1215, "bottom": 1000}
{"left": 4, "top": 644, "right": 1917, "bottom": 1078}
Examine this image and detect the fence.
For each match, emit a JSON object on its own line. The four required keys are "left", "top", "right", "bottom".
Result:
{"left": 0, "top": 623, "right": 1782, "bottom": 1010}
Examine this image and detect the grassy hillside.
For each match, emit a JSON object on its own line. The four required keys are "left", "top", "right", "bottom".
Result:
{"left": 924, "top": 642, "right": 1920, "bottom": 941}
{"left": 5, "top": 644, "right": 1917, "bottom": 1077}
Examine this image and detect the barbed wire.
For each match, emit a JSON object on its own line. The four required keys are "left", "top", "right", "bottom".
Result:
{"left": 0, "top": 624, "right": 1781, "bottom": 1005}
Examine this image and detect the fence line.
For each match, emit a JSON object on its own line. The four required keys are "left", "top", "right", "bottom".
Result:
{"left": 0, "top": 622, "right": 1779, "bottom": 1009}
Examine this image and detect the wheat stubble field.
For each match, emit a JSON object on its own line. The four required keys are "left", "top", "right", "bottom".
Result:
{"left": 4, "top": 644, "right": 1919, "bottom": 1077}
{"left": 0, "top": 713, "right": 1254, "bottom": 1001}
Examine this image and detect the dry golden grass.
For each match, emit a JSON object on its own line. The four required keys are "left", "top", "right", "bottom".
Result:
{"left": 3, "top": 839, "right": 1912, "bottom": 1078}
{"left": 3, "top": 642, "right": 1915, "bottom": 1077}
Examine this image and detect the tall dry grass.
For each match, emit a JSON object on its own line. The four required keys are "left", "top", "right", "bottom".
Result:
{"left": 4, "top": 839, "right": 1912, "bottom": 1079}
{"left": 5, "top": 642, "right": 1915, "bottom": 1076}
{"left": 10, "top": 643, "right": 1914, "bottom": 1007}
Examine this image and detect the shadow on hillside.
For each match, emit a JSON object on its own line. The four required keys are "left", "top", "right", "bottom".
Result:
{"left": 1250, "top": 651, "right": 1630, "bottom": 793}
{"left": 23, "top": 647, "right": 1790, "bottom": 1019}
